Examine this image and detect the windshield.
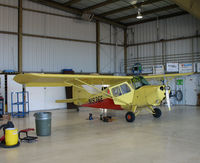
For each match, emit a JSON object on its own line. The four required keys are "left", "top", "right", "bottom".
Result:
{"left": 131, "top": 76, "right": 149, "bottom": 89}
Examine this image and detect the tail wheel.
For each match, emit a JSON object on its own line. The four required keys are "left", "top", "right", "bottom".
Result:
{"left": 153, "top": 108, "right": 162, "bottom": 118}
{"left": 125, "top": 112, "right": 135, "bottom": 122}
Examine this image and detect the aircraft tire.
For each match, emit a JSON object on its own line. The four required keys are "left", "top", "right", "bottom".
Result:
{"left": 125, "top": 112, "right": 135, "bottom": 122}
{"left": 153, "top": 108, "right": 162, "bottom": 118}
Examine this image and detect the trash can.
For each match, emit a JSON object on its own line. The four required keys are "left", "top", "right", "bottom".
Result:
{"left": 34, "top": 112, "right": 52, "bottom": 136}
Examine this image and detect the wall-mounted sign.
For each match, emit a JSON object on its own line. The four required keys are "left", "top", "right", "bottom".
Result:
{"left": 197, "top": 63, "right": 200, "bottom": 73}
{"left": 166, "top": 63, "right": 179, "bottom": 72}
{"left": 142, "top": 66, "right": 153, "bottom": 74}
{"left": 179, "top": 63, "right": 193, "bottom": 73}
{"left": 153, "top": 65, "right": 164, "bottom": 74}
{"left": 176, "top": 79, "right": 183, "bottom": 85}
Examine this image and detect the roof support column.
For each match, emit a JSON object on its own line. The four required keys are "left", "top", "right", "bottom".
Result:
{"left": 96, "top": 21, "right": 100, "bottom": 73}
{"left": 18, "top": 0, "right": 23, "bottom": 73}
{"left": 124, "top": 29, "right": 127, "bottom": 74}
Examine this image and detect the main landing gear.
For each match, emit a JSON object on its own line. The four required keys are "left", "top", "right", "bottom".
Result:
{"left": 125, "top": 107, "right": 162, "bottom": 122}
{"left": 152, "top": 108, "right": 162, "bottom": 118}
{"left": 125, "top": 112, "right": 135, "bottom": 122}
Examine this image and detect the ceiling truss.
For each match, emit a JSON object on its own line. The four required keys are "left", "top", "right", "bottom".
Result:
{"left": 63, "top": 0, "right": 82, "bottom": 7}
{"left": 29, "top": 0, "right": 189, "bottom": 28}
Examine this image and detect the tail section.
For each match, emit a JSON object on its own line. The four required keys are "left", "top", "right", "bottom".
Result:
{"left": 72, "top": 85, "right": 92, "bottom": 105}
{"left": 56, "top": 85, "right": 93, "bottom": 106}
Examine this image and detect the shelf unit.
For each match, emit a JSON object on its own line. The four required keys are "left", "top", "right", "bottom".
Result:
{"left": 0, "top": 96, "right": 4, "bottom": 115}
{"left": 11, "top": 91, "right": 29, "bottom": 117}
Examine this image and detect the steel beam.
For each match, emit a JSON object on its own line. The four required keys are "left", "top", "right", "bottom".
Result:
{"left": 128, "top": 35, "right": 200, "bottom": 47}
{"left": 18, "top": 0, "right": 23, "bottom": 73}
{"left": 63, "top": 0, "right": 82, "bottom": 6}
{"left": 114, "top": 4, "right": 178, "bottom": 22}
{"left": 0, "top": 31, "right": 18, "bottom": 35}
{"left": 171, "top": 0, "right": 200, "bottom": 20}
{"left": 0, "top": 3, "right": 18, "bottom": 9}
{"left": 126, "top": 11, "right": 188, "bottom": 26}
{"left": 99, "top": 0, "right": 162, "bottom": 17}
{"left": 124, "top": 29, "right": 127, "bottom": 74}
{"left": 30, "top": 0, "right": 82, "bottom": 15}
{"left": 83, "top": 0, "right": 120, "bottom": 12}
{"left": 96, "top": 21, "right": 100, "bottom": 73}
{"left": 29, "top": 0, "right": 126, "bottom": 29}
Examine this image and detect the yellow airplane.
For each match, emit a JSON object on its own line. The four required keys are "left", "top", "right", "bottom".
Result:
{"left": 14, "top": 72, "right": 193, "bottom": 122}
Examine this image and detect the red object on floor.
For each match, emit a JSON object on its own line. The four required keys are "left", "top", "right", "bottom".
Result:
{"left": 20, "top": 128, "right": 34, "bottom": 133}
{"left": 0, "top": 135, "right": 5, "bottom": 142}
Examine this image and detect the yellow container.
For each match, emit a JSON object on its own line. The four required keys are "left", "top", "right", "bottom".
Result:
{"left": 5, "top": 128, "right": 18, "bottom": 146}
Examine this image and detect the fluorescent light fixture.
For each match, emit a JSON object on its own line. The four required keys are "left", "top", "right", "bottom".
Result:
{"left": 130, "top": 0, "right": 137, "bottom": 5}
{"left": 136, "top": 8, "right": 143, "bottom": 19}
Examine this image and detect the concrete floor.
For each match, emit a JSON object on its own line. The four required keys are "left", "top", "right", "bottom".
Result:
{"left": 0, "top": 106, "right": 200, "bottom": 163}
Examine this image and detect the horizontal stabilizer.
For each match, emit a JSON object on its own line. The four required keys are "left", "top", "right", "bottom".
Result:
{"left": 56, "top": 98, "right": 87, "bottom": 103}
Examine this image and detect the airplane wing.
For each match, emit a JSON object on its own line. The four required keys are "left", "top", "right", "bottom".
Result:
{"left": 13, "top": 73, "right": 132, "bottom": 87}
{"left": 14, "top": 72, "right": 194, "bottom": 87}
{"left": 143, "top": 72, "right": 194, "bottom": 79}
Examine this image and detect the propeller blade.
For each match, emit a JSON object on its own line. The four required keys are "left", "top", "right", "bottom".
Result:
{"left": 166, "top": 89, "right": 171, "bottom": 111}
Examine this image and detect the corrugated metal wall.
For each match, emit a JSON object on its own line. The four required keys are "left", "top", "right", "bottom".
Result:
{"left": 23, "top": 37, "right": 96, "bottom": 72}
{"left": 0, "top": 5, "right": 18, "bottom": 71}
{"left": 0, "top": 0, "right": 126, "bottom": 74}
{"left": 0, "top": 0, "right": 18, "bottom": 6}
{"left": 100, "top": 23, "right": 124, "bottom": 73}
{"left": 100, "top": 45, "right": 124, "bottom": 73}
{"left": 23, "top": 10, "right": 96, "bottom": 41}
{"left": 0, "top": 0, "right": 126, "bottom": 111}
{"left": 0, "top": 6, "right": 18, "bottom": 32}
{"left": 0, "top": 34, "right": 18, "bottom": 71}
{"left": 22, "top": 0, "right": 97, "bottom": 73}
{"left": 127, "top": 14, "right": 200, "bottom": 73}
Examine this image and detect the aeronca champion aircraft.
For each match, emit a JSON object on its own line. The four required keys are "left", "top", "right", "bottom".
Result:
{"left": 14, "top": 73, "right": 193, "bottom": 122}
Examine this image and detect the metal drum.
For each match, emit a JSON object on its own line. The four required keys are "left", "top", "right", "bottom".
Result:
{"left": 34, "top": 112, "right": 52, "bottom": 136}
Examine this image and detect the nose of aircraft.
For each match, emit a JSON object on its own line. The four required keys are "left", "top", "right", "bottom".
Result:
{"left": 160, "top": 86, "right": 164, "bottom": 91}
{"left": 159, "top": 85, "right": 171, "bottom": 111}
{"left": 160, "top": 85, "right": 170, "bottom": 91}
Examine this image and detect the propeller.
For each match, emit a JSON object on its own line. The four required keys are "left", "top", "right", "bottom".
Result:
{"left": 165, "top": 87, "right": 171, "bottom": 111}
{"left": 164, "top": 78, "right": 171, "bottom": 111}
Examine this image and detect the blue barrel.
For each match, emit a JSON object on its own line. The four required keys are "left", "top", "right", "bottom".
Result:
{"left": 34, "top": 112, "right": 52, "bottom": 136}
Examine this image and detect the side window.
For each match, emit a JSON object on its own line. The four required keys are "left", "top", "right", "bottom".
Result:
{"left": 120, "top": 84, "right": 131, "bottom": 94}
{"left": 112, "top": 86, "right": 122, "bottom": 97}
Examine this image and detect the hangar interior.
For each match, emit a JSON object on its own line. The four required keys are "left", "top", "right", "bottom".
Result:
{"left": 0, "top": 0, "right": 200, "bottom": 162}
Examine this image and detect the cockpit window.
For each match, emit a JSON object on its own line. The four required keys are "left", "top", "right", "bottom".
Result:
{"left": 111, "top": 83, "right": 131, "bottom": 97}
{"left": 131, "top": 76, "right": 149, "bottom": 89}
{"left": 120, "top": 84, "right": 131, "bottom": 94}
{"left": 112, "top": 86, "right": 122, "bottom": 97}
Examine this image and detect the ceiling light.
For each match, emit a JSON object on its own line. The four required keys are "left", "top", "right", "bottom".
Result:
{"left": 130, "top": 0, "right": 137, "bottom": 5}
{"left": 136, "top": 8, "right": 143, "bottom": 19}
